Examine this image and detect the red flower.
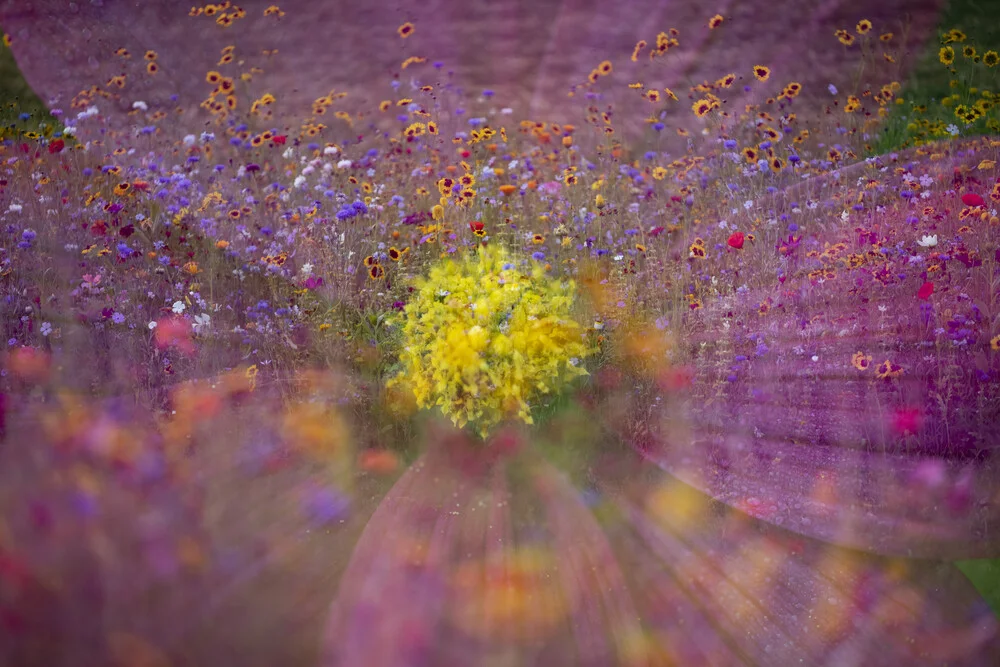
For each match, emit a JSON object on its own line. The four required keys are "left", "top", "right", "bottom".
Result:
{"left": 961, "top": 192, "right": 985, "bottom": 207}
{"left": 891, "top": 407, "right": 924, "bottom": 436}
{"left": 917, "top": 281, "right": 934, "bottom": 300}
{"left": 47, "top": 138, "right": 65, "bottom": 154}
{"left": 273, "top": 135, "right": 287, "bottom": 145}
{"left": 154, "top": 316, "right": 196, "bottom": 355}
{"left": 727, "top": 231, "right": 745, "bottom": 249}
{"left": 469, "top": 221, "right": 484, "bottom": 233}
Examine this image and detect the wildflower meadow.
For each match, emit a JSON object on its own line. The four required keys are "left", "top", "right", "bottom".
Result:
{"left": 1, "top": 1, "right": 1000, "bottom": 665}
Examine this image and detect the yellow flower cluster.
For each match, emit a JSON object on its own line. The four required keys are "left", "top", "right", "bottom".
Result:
{"left": 389, "top": 244, "right": 588, "bottom": 436}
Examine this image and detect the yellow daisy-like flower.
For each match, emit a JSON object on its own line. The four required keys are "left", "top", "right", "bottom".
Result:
{"left": 388, "top": 244, "right": 589, "bottom": 436}
{"left": 940, "top": 46, "right": 955, "bottom": 66}
{"left": 851, "top": 351, "right": 872, "bottom": 371}
{"left": 692, "top": 99, "right": 713, "bottom": 117}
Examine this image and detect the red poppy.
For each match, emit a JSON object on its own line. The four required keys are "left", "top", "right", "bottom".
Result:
{"left": 917, "top": 281, "right": 934, "bottom": 300}
{"left": 469, "top": 221, "right": 484, "bottom": 233}
{"left": 47, "top": 138, "right": 65, "bottom": 154}
{"left": 273, "top": 135, "right": 287, "bottom": 145}
{"left": 727, "top": 231, "right": 745, "bottom": 249}
{"left": 961, "top": 192, "right": 985, "bottom": 207}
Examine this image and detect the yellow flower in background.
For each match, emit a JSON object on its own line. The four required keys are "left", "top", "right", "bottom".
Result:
{"left": 388, "top": 244, "right": 589, "bottom": 436}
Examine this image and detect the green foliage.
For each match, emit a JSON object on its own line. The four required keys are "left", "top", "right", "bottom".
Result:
{"left": 0, "top": 34, "right": 61, "bottom": 138}
{"left": 873, "top": 0, "right": 1000, "bottom": 153}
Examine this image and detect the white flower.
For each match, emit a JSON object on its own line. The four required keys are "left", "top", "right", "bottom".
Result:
{"left": 293, "top": 175, "right": 306, "bottom": 189}
{"left": 917, "top": 234, "right": 938, "bottom": 248}
{"left": 200, "top": 132, "right": 215, "bottom": 142}
{"left": 301, "top": 262, "right": 314, "bottom": 276}
{"left": 148, "top": 321, "right": 158, "bottom": 330}
{"left": 132, "top": 100, "right": 148, "bottom": 111}
{"left": 171, "top": 301, "right": 186, "bottom": 314}
{"left": 500, "top": 107, "right": 514, "bottom": 115}
{"left": 40, "top": 322, "right": 52, "bottom": 337}
{"left": 324, "top": 145, "right": 339, "bottom": 155}
{"left": 841, "top": 210, "right": 850, "bottom": 221}
{"left": 7, "top": 203, "right": 22, "bottom": 213}
{"left": 62, "top": 126, "right": 76, "bottom": 136}
{"left": 744, "top": 199, "right": 754, "bottom": 210}
{"left": 193, "top": 313, "right": 211, "bottom": 333}
{"left": 337, "top": 159, "right": 352, "bottom": 169}
{"left": 946, "top": 124, "right": 960, "bottom": 137}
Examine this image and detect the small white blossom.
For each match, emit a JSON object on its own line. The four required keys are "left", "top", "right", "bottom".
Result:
{"left": 337, "top": 159, "right": 352, "bottom": 169}
{"left": 171, "top": 301, "right": 186, "bottom": 314}
{"left": 148, "top": 321, "right": 158, "bottom": 330}
{"left": 917, "top": 234, "right": 938, "bottom": 248}
{"left": 40, "top": 322, "right": 52, "bottom": 337}
{"left": 193, "top": 313, "right": 211, "bottom": 333}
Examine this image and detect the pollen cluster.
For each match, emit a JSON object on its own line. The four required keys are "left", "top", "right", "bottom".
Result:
{"left": 389, "top": 244, "right": 589, "bottom": 436}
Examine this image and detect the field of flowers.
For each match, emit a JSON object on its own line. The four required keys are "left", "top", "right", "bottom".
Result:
{"left": 2, "top": 2, "right": 1000, "bottom": 666}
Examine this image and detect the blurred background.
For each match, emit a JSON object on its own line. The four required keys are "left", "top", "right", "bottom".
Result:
{"left": 2, "top": 1, "right": 1000, "bottom": 665}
